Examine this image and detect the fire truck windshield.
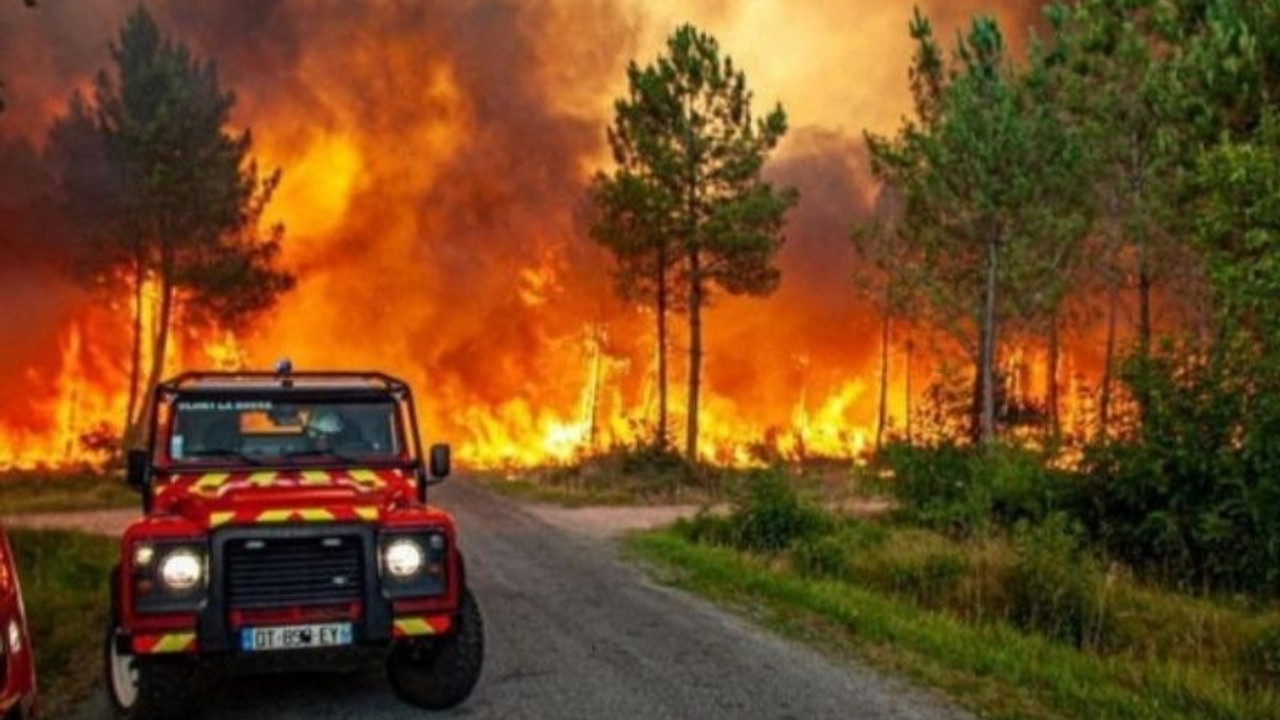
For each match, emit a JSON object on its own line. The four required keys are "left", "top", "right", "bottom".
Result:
{"left": 167, "top": 397, "right": 404, "bottom": 464}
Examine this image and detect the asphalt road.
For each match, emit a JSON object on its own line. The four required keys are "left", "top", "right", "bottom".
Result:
{"left": 74, "top": 480, "right": 969, "bottom": 720}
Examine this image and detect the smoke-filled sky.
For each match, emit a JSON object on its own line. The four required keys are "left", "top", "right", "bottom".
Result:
{"left": 0, "top": 1, "right": 1043, "bottom": 461}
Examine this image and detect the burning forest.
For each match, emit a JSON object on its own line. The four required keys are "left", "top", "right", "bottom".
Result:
{"left": 0, "top": 0, "right": 1112, "bottom": 471}
{"left": 12, "top": 4, "right": 1280, "bottom": 717}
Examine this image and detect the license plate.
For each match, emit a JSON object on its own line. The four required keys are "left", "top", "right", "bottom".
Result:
{"left": 240, "top": 623, "right": 353, "bottom": 652}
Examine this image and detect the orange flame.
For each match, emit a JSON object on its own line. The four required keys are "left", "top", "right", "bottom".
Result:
{"left": 0, "top": 0, "right": 1081, "bottom": 472}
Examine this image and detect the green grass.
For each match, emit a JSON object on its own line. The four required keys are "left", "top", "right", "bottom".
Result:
{"left": 0, "top": 470, "right": 137, "bottom": 515}
{"left": 470, "top": 464, "right": 729, "bottom": 507}
{"left": 626, "top": 529, "right": 1280, "bottom": 720}
{"left": 9, "top": 529, "right": 115, "bottom": 716}
{"left": 470, "top": 473, "right": 646, "bottom": 507}
{"left": 780, "top": 520, "right": 1276, "bottom": 670}
{"left": 470, "top": 449, "right": 858, "bottom": 508}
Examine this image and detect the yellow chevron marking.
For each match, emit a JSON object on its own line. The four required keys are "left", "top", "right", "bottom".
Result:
{"left": 194, "top": 472, "right": 230, "bottom": 492}
{"left": 209, "top": 511, "right": 235, "bottom": 527}
{"left": 248, "top": 472, "right": 278, "bottom": 487}
{"left": 300, "top": 470, "right": 330, "bottom": 485}
{"left": 150, "top": 632, "right": 195, "bottom": 654}
{"left": 254, "top": 508, "right": 337, "bottom": 523}
{"left": 349, "top": 468, "right": 382, "bottom": 486}
{"left": 256, "top": 509, "right": 293, "bottom": 523}
{"left": 394, "top": 618, "right": 435, "bottom": 636}
{"left": 355, "top": 507, "right": 379, "bottom": 521}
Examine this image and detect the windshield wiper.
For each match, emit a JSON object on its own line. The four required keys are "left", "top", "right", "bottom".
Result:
{"left": 192, "top": 449, "right": 263, "bottom": 465}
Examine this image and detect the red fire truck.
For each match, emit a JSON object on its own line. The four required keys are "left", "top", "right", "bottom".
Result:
{"left": 105, "top": 366, "right": 483, "bottom": 720}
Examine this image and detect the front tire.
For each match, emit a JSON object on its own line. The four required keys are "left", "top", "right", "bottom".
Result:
{"left": 104, "top": 626, "right": 196, "bottom": 720}
{"left": 387, "top": 587, "right": 485, "bottom": 709}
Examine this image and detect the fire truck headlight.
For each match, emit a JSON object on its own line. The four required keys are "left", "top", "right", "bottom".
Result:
{"left": 384, "top": 538, "right": 425, "bottom": 578}
{"left": 159, "top": 549, "right": 203, "bottom": 591}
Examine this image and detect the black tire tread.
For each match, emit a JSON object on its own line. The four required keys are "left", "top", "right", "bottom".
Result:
{"left": 387, "top": 587, "right": 485, "bottom": 709}
{"left": 105, "top": 625, "right": 197, "bottom": 720}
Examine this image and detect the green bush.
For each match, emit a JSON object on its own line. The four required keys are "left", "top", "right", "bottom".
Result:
{"left": 874, "top": 442, "right": 1065, "bottom": 536}
{"left": 788, "top": 521, "right": 886, "bottom": 577}
{"left": 1004, "top": 514, "right": 1106, "bottom": 648}
{"left": 844, "top": 527, "right": 970, "bottom": 609}
{"left": 616, "top": 444, "right": 698, "bottom": 493}
{"left": 677, "top": 469, "right": 833, "bottom": 553}
{"left": 727, "top": 468, "right": 831, "bottom": 552}
{"left": 874, "top": 441, "right": 973, "bottom": 531}
{"left": 673, "top": 510, "right": 737, "bottom": 546}
{"left": 1074, "top": 348, "right": 1280, "bottom": 596}
{"left": 905, "top": 551, "right": 970, "bottom": 606}
{"left": 981, "top": 448, "right": 1067, "bottom": 526}
{"left": 1240, "top": 615, "right": 1280, "bottom": 687}
{"left": 789, "top": 521, "right": 973, "bottom": 611}
{"left": 791, "top": 533, "right": 852, "bottom": 579}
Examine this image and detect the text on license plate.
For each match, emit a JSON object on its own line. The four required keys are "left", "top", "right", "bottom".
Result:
{"left": 240, "top": 622, "right": 353, "bottom": 652}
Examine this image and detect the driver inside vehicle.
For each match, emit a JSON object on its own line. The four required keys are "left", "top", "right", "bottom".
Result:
{"left": 303, "top": 408, "right": 366, "bottom": 453}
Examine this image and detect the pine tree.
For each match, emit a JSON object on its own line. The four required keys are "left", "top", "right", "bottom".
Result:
{"left": 593, "top": 25, "right": 798, "bottom": 459}
{"left": 589, "top": 70, "right": 682, "bottom": 448}
{"left": 1050, "top": 0, "right": 1179, "bottom": 432}
{"left": 47, "top": 7, "right": 293, "bottom": 444}
{"left": 868, "top": 13, "right": 1086, "bottom": 445}
{"left": 852, "top": 185, "right": 917, "bottom": 450}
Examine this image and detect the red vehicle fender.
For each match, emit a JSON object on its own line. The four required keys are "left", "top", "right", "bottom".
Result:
{"left": 0, "top": 527, "right": 38, "bottom": 719}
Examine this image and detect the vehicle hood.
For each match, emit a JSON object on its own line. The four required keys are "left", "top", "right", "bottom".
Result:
{"left": 152, "top": 467, "right": 418, "bottom": 527}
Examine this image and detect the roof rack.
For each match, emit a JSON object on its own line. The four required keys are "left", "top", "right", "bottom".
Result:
{"left": 158, "top": 370, "right": 411, "bottom": 393}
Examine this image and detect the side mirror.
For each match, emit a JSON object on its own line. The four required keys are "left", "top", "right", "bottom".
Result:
{"left": 429, "top": 443, "right": 451, "bottom": 481}
{"left": 126, "top": 448, "right": 153, "bottom": 513}
{"left": 126, "top": 448, "right": 150, "bottom": 492}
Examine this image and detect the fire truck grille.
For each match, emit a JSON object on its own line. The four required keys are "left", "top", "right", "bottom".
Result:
{"left": 225, "top": 535, "right": 364, "bottom": 609}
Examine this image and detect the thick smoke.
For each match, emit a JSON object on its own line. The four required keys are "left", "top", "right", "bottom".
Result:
{"left": 0, "top": 136, "right": 80, "bottom": 422}
{"left": 0, "top": 0, "right": 1038, "bottom": 458}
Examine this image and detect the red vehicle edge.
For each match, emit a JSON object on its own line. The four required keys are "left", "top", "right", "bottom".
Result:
{"left": 0, "top": 527, "right": 38, "bottom": 720}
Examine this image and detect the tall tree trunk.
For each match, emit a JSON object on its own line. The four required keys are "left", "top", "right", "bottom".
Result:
{"left": 1138, "top": 235, "right": 1152, "bottom": 360}
{"left": 1132, "top": 140, "right": 1152, "bottom": 362}
{"left": 904, "top": 338, "right": 914, "bottom": 443}
{"left": 1047, "top": 312, "right": 1061, "bottom": 442}
{"left": 875, "top": 301, "right": 891, "bottom": 450}
{"left": 585, "top": 327, "right": 602, "bottom": 451}
{"left": 686, "top": 251, "right": 703, "bottom": 461}
{"left": 1135, "top": 233, "right": 1154, "bottom": 425}
{"left": 1099, "top": 274, "right": 1119, "bottom": 439}
{"left": 978, "top": 239, "right": 999, "bottom": 446}
{"left": 682, "top": 87, "right": 701, "bottom": 462}
{"left": 143, "top": 280, "right": 173, "bottom": 419}
{"left": 140, "top": 247, "right": 175, "bottom": 438}
{"left": 655, "top": 245, "right": 669, "bottom": 450}
{"left": 123, "top": 256, "right": 145, "bottom": 448}
{"left": 1129, "top": 141, "right": 1154, "bottom": 426}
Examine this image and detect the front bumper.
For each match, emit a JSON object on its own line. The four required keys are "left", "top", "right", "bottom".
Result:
{"left": 123, "top": 524, "right": 453, "bottom": 657}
